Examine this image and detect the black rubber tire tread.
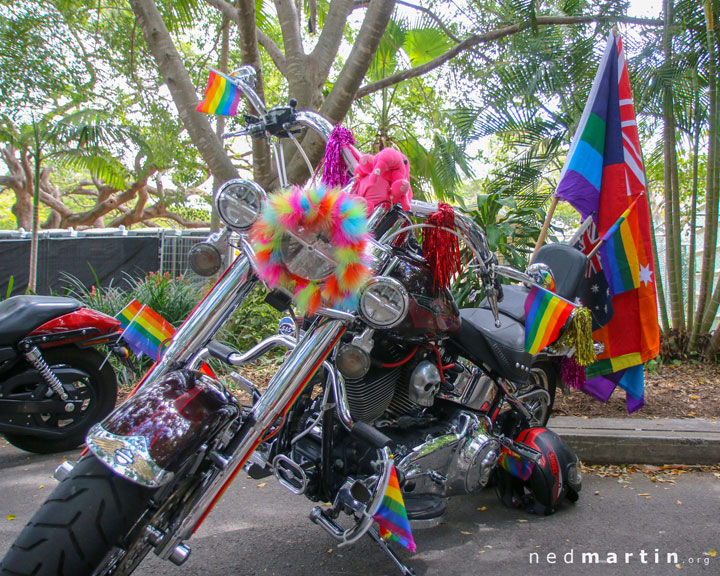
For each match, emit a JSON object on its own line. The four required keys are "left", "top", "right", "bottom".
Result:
{"left": 0, "top": 455, "right": 154, "bottom": 576}
{"left": 3, "top": 347, "right": 118, "bottom": 454}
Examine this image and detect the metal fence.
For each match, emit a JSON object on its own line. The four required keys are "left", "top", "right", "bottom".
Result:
{"left": 0, "top": 228, "right": 211, "bottom": 297}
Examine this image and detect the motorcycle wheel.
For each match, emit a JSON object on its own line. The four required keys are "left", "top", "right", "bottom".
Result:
{"left": 519, "top": 361, "right": 558, "bottom": 426}
{"left": 2, "top": 347, "right": 118, "bottom": 454}
{"left": 0, "top": 455, "right": 155, "bottom": 576}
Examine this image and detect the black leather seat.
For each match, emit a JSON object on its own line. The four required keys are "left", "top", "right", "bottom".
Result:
{"left": 478, "top": 243, "right": 588, "bottom": 322}
{"left": 451, "top": 308, "right": 533, "bottom": 384}
{"left": 0, "top": 296, "right": 82, "bottom": 346}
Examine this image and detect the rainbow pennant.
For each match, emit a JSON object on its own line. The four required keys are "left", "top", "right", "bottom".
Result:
{"left": 600, "top": 198, "right": 641, "bottom": 295}
{"left": 372, "top": 465, "right": 416, "bottom": 553}
{"left": 524, "top": 286, "right": 576, "bottom": 354}
{"left": 195, "top": 69, "right": 243, "bottom": 116}
{"left": 116, "top": 299, "right": 175, "bottom": 361}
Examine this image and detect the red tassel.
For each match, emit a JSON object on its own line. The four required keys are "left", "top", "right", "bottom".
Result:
{"left": 422, "top": 202, "right": 461, "bottom": 290}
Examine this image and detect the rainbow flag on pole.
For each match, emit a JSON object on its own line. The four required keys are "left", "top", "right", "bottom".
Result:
{"left": 600, "top": 197, "right": 641, "bottom": 295}
{"left": 554, "top": 30, "right": 659, "bottom": 412}
{"left": 524, "top": 285, "right": 576, "bottom": 355}
{"left": 373, "top": 465, "right": 416, "bottom": 553}
{"left": 116, "top": 299, "right": 175, "bottom": 361}
{"left": 195, "top": 68, "right": 243, "bottom": 116}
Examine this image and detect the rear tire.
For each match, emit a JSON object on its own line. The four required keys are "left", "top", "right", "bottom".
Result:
{"left": 2, "top": 347, "right": 117, "bottom": 453}
{"left": 0, "top": 455, "right": 154, "bottom": 576}
{"left": 520, "top": 361, "right": 558, "bottom": 425}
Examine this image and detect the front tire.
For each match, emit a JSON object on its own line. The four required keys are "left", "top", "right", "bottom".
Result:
{"left": 2, "top": 347, "right": 117, "bottom": 453}
{"left": 0, "top": 456, "right": 154, "bottom": 576}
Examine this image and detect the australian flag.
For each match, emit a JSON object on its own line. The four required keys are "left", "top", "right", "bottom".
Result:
{"left": 572, "top": 219, "right": 613, "bottom": 330}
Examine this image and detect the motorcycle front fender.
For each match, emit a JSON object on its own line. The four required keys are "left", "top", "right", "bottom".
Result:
{"left": 87, "top": 369, "right": 238, "bottom": 487}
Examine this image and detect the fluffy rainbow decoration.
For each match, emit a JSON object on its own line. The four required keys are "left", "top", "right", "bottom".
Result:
{"left": 250, "top": 185, "right": 371, "bottom": 313}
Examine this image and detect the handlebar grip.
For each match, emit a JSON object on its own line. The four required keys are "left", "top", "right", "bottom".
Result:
{"left": 350, "top": 422, "right": 396, "bottom": 451}
{"left": 206, "top": 340, "right": 236, "bottom": 364}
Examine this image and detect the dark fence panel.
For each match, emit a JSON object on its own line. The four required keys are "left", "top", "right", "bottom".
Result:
{"left": 1, "top": 235, "right": 160, "bottom": 297}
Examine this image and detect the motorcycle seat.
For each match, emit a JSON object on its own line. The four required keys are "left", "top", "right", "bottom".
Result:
{"left": 0, "top": 296, "right": 82, "bottom": 346}
{"left": 479, "top": 284, "right": 529, "bottom": 324}
{"left": 452, "top": 307, "right": 533, "bottom": 384}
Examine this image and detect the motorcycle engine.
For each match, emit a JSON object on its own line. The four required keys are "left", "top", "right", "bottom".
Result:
{"left": 343, "top": 342, "right": 428, "bottom": 423}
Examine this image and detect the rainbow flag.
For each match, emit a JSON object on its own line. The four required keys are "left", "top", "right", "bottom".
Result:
{"left": 498, "top": 446, "right": 534, "bottom": 481}
{"left": 195, "top": 68, "right": 243, "bottom": 116}
{"left": 116, "top": 299, "right": 174, "bottom": 361}
{"left": 524, "top": 285, "right": 576, "bottom": 355}
{"left": 373, "top": 465, "right": 416, "bottom": 553}
{"left": 600, "top": 198, "right": 641, "bottom": 295}
{"left": 555, "top": 30, "right": 659, "bottom": 412}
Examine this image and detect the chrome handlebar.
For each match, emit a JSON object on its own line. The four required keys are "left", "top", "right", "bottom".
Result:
{"left": 219, "top": 66, "right": 526, "bottom": 326}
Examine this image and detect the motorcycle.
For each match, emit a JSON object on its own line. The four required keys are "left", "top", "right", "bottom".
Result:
{"left": 0, "top": 67, "right": 583, "bottom": 576}
{"left": 0, "top": 295, "right": 123, "bottom": 453}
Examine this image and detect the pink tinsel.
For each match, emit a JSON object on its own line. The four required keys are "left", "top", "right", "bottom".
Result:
{"left": 560, "top": 356, "right": 586, "bottom": 390}
{"left": 321, "top": 124, "right": 356, "bottom": 189}
{"left": 422, "top": 202, "right": 462, "bottom": 290}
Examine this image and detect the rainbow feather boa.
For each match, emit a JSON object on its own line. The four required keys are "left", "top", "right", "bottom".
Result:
{"left": 250, "top": 185, "right": 371, "bottom": 313}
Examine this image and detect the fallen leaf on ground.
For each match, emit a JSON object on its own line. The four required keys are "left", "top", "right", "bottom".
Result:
{"left": 7, "top": 514, "right": 16, "bottom": 520}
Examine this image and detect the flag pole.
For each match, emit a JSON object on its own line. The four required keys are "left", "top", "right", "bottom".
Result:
{"left": 531, "top": 196, "right": 559, "bottom": 261}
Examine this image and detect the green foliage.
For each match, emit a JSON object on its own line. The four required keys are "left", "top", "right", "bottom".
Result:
{"left": 126, "top": 272, "right": 203, "bottom": 327}
{"left": 217, "top": 287, "right": 283, "bottom": 352}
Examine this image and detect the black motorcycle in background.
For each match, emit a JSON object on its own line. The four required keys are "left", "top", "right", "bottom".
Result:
{"left": 0, "top": 67, "right": 584, "bottom": 576}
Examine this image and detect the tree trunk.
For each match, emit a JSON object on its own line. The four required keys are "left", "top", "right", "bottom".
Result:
{"left": 662, "top": 0, "right": 685, "bottom": 330}
{"left": 236, "top": 0, "right": 273, "bottom": 189}
{"left": 128, "top": 0, "right": 238, "bottom": 185}
{"left": 283, "top": 0, "right": 398, "bottom": 184}
{"left": 687, "top": 72, "right": 702, "bottom": 336}
{"left": 692, "top": 0, "right": 720, "bottom": 345}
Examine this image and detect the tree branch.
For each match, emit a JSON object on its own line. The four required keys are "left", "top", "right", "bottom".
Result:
{"left": 355, "top": 14, "right": 665, "bottom": 100}
{"left": 203, "top": 0, "right": 286, "bottom": 73}
{"left": 312, "top": 0, "right": 355, "bottom": 81}
{"left": 128, "top": 0, "right": 238, "bottom": 184}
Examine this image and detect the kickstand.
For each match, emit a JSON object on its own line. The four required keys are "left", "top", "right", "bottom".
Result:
{"left": 367, "top": 527, "right": 417, "bottom": 576}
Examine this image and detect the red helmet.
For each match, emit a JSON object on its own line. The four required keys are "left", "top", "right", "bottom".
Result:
{"left": 495, "top": 426, "right": 582, "bottom": 515}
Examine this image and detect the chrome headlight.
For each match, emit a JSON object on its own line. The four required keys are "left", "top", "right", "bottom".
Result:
{"left": 280, "top": 228, "right": 336, "bottom": 281}
{"left": 215, "top": 178, "right": 266, "bottom": 231}
{"left": 358, "top": 277, "right": 409, "bottom": 329}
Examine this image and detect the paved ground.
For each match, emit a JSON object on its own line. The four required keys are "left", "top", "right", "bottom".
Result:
{"left": 1, "top": 439, "right": 718, "bottom": 576}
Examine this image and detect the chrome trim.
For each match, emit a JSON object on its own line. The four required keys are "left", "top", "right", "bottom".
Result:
{"left": 226, "top": 335, "right": 296, "bottom": 365}
{"left": 134, "top": 256, "right": 257, "bottom": 389}
{"left": 309, "top": 447, "right": 392, "bottom": 546}
{"left": 158, "top": 320, "right": 347, "bottom": 556}
{"left": 294, "top": 110, "right": 334, "bottom": 141}
{"left": 86, "top": 424, "right": 172, "bottom": 488}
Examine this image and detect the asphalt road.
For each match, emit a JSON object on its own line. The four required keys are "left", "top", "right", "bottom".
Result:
{"left": 1, "top": 438, "right": 718, "bottom": 576}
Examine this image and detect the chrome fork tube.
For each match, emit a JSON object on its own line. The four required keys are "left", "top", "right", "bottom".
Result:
{"left": 138, "top": 256, "right": 256, "bottom": 390}
{"left": 161, "top": 320, "right": 346, "bottom": 552}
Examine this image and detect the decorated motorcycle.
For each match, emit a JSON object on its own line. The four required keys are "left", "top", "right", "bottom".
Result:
{"left": 0, "top": 67, "right": 588, "bottom": 576}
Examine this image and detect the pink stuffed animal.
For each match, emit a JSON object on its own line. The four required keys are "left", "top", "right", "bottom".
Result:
{"left": 351, "top": 147, "right": 413, "bottom": 212}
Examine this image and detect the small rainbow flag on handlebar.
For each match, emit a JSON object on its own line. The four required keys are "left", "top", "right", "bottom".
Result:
{"left": 196, "top": 68, "right": 242, "bottom": 116}
{"left": 373, "top": 465, "right": 416, "bottom": 553}
{"left": 524, "top": 286, "right": 576, "bottom": 354}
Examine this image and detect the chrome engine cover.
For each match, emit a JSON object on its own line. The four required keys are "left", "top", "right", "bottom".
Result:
{"left": 396, "top": 412, "right": 500, "bottom": 497}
